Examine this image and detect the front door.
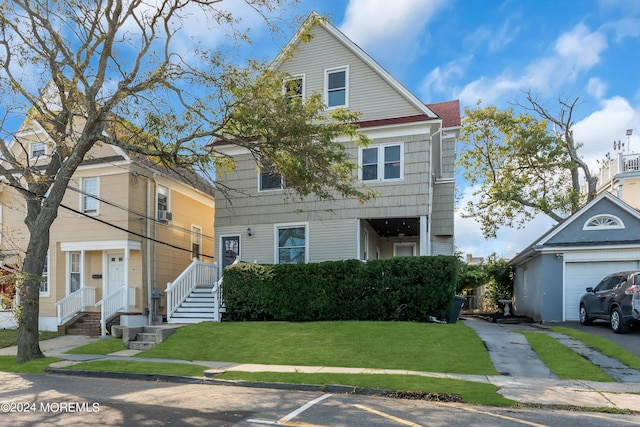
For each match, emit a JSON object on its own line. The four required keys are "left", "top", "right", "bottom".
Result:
{"left": 107, "top": 253, "right": 125, "bottom": 296}
{"left": 221, "top": 236, "right": 240, "bottom": 271}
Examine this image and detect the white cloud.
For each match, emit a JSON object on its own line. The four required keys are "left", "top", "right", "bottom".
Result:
{"left": 456, "top": 24, "right": 608, "bottom": 105}
{"left": 586, "top": 77, "right": 608, "bottom": 99}
{"left": 420, "top": 56, "right": 472, "bottom": 101}
{"left": 339, "top": 0, "right": 447, "bottom": 63}
{"left": 573, "top": 96, "right": 640, "bottom": 172}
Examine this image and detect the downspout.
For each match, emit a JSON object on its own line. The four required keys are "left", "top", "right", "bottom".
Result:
{"left": 426, "top": 128, "right": 442, "bottom": 256}
{"left": 146, "top": 176, "right": 152, "bottom": 326}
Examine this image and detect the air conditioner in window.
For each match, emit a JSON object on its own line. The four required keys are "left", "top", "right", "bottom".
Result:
{"left": 156, "top": 210, "right": 173, "bottom": 222}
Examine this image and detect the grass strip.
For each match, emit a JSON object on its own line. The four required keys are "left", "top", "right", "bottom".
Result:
{"left": 137, "top": 321, "right": 498, "bottom": 375}
{"left": 520, "top": 331, "right": 613, "bottom": 381}
{"left": 550, "top": 326, "right": 640, "bottom": 370}
{"left": 63, "top": 360, "right": 210, "bottom": 377}
{"left": 219, "top": 371, "right": 514, "bottom": 407}
{"left": 0, "top": 330, "right": 58, "bottom": 349}
{"left": 0, "top": 356, "right": 63, "bottom": 374}
{"left": 65, "top": 337, "right": 127, "bottom": 355}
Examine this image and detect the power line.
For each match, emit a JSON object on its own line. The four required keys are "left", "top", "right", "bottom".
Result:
{"left": 5, "top": 182, "right": 215, "bottom": 261}
{"left": 66, "top": 183, "right": 216, "bottom": 243}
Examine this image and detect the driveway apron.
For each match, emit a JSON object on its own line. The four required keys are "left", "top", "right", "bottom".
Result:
{"left": 463, "top": 317, "right": 556, "bottom": 378}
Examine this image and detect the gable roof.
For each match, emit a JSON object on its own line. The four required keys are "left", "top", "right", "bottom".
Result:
{"left": 509, "top": 192, "right": 640, "bottom": 265}
{"left": 274, "top": 12, "right": 438, "bottom": 120}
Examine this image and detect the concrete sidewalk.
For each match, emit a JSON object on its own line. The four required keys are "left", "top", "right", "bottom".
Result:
{"left": 3, "top": 321, "right": 640, "bottom": 411}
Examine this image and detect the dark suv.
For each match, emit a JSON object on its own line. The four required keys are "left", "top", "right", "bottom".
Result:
{"left": 579, "top": 271, "right": 640, "bottom": 334}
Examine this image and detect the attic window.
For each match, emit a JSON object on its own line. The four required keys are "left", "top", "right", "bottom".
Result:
{"left": 325, "top": 66, "right": 348, "bottom": 108}
{"left": 583, "top": 214, "right": 624, "bottom": 230}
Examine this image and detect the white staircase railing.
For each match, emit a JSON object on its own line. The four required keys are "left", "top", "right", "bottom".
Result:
{"left": 95, "top": 285, "right": 136, "bottom": 337}
{"left": 166, "top": 259, "right": 218, "bottom": 322}
{"left": 212, "top": 257, "right": 239, "bottom": 321}
{"left": 55, "top": 287, "right": 97, "bottom": 325}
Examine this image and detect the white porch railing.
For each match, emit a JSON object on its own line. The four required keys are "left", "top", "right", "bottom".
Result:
{"left": 166, "top": 259, "right": 218, "bottom": 321}
{"left": 95, "top": 285, "right": 136, "bottom": 337}
{"left": 55, "top": 287, "right": 97, "bottom": 325}
{"left": 212, "top": 258, "right": 238, "bottom": 321}
{"left": 594, "top": 152, "right": 640, "bottom": 192}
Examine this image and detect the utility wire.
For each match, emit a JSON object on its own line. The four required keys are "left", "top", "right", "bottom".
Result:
{"left": 6, "top": 182, "right": 215, "bottom": 261}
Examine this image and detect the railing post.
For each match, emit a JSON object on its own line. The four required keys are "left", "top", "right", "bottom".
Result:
{"left": 123, "top": 284, "right": 129, "bottom": 313}
{"left": 100, "top": 302, "right": 106, "bottom": 338}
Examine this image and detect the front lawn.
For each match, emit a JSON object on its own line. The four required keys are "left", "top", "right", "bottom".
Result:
{"left": 0, "top": 329, "right": 58, "bottom": 349}
{"left": 137, "top": 321, "right": 498, "bottom": 375}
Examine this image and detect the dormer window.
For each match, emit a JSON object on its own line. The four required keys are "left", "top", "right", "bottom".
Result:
{"left": 325, "top": 66, "right": 348, "bottom": 108}
{"left": 583, "top": 214, "right": 624, "bottom": 230}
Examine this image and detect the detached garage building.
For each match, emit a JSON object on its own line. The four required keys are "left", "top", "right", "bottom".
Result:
{"left": 510, "top": 192, "right": 640, "bottom": 322}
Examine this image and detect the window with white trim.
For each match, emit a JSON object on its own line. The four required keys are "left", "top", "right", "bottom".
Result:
{"left": 276, "top": 224, "right": 307, "bottom": 264}
{"left": 69, "top": 252, "right": 81, "bottom": 293}
{"left": 361, "top": 143, "right": 403, "bottom": 181}
{"left": 325, "top": 67, "right": 348, "bottom": 108}
{"left": 40, "top": 251, "right": 49, "bottom": 296}
{"left": 284, "top": 75, "right": 304, "bottom": 101}
{"left": 583, "top": 214, "right": 624, "bottom": 230}
{"left": 30, "top": 142, "right": 46, "bottom": 159}
{"left": 191, "top": 225, "right": 202, "bottom": 261}
{"left": 259, "top": 162, "right": 284, "bottom": 191}
{"left": 157, "top": 185, "right": 169, "bottom": 212}
{"left": 81, "top": 177, "right": 99, "bottom": 215}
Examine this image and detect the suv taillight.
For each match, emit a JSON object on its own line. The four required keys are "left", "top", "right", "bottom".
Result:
{"left": 625, "top": 284, "right": 640, "bottom": 295}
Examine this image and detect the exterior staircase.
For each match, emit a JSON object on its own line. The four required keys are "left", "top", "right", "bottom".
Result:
{"left": 59, "top": 312, "right": 121, "bottom": 336}
{"left": 169, "top": 285, "right": 219, "bottom": 323}
{"left": 113, "top": 325, "right": 180, "bottom": 351}
{"left": 166, "top": 260, "right": 222, "bottom": 324}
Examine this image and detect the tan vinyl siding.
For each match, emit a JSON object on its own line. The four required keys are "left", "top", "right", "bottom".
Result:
{"left": 216, "top": 132, "right": 432, "bottom": 227}
{"left": 277, "top": 25, "right": 423, "bottom": 122}
{"left": 431, "top": 182, "right": 454, "bottom": 236}
{"left": 441, "top": 136, "right": 456, "bottom": 178}
{"left": 217, "top": 218, "right": 356, "bottom": 264}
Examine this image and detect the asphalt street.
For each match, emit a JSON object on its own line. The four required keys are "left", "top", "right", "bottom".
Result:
{"left": 1, "top": 372, "right": 638, "bottom": 427}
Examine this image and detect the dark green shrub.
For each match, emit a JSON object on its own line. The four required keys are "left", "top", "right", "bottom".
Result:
{"left": 222, "top": 263, "right": 273, "bottom": 320}
{"left": 222, "top": 256, "right": 457, "bottom": 322}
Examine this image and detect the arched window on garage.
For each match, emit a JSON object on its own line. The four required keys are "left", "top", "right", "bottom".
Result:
{"left": 582, "top": 214, "right": 625, "bottom": 230}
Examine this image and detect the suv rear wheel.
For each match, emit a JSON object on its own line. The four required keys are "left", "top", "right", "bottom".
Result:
{"left": 610, "top": 307, "right": 629, "bottom": 334}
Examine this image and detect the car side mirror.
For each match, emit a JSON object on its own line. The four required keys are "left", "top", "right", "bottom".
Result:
{"left": 586, "top": 287, "right": 594, "bottom": 293}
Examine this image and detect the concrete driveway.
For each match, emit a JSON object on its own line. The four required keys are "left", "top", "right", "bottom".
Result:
{"left": 549, "top": 321, "right": 640, "bottom": 358}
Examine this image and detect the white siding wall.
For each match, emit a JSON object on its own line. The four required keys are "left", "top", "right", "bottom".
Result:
{"left": 277, "top": 26, "right": 423, "bottom": 122}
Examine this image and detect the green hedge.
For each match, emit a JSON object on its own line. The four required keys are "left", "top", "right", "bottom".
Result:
{"left": 222, "top": 256, "right": 457, "bottom": 322}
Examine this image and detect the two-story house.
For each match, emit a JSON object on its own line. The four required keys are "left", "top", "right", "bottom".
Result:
{"left": 213, "top": 12, "right": 459, "bottom": 269}
{"left": 0, "top": 116, "right": 216, "bottom": 333}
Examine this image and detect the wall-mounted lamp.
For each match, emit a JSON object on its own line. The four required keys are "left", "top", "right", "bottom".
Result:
{"left": 555, "top": 253, "right": 563, "bottom": 259}
{"left": 247, "top": 227, "right": 253, "bottom": 237}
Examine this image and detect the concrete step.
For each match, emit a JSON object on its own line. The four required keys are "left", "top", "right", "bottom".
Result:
{"left": 134, "top": 333, "right": 157, "bottom": 343}
{"left": 128, "top": 341, "right": 157, "bottom": 351}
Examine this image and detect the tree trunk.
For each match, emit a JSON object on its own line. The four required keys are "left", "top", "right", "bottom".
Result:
{"left": 15, "top": 225, "right": 51, "bottom": 363}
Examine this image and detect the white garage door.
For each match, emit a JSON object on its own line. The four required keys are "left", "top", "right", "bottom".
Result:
{"left": 564, "top": 261, "right": 639, "bottom": 321}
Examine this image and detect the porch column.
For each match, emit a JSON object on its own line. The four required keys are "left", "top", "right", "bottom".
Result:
{"left": 420, "top": 216, "right": 429, "bottom": 256}
{"left": 124, "top": 246, "right": 130, "bottom": 312}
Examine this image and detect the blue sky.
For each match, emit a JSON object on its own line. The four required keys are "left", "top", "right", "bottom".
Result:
{"left": 248, "top": 0, "right": 640, "bottom": 260}
{"left": 7, "top": 0, "right": 639, "bottom": 261}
